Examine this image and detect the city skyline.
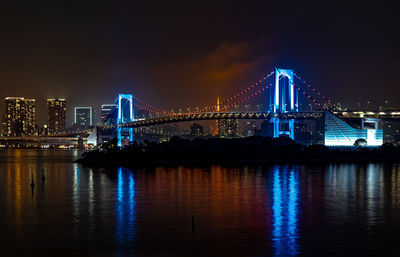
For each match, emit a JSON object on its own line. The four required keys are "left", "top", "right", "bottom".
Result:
{"left": 2, "top": 91, "right": 398, "bottom": 129}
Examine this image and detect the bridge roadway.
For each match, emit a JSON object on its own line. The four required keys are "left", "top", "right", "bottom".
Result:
{"left": 105, "top": 110, "right": 400, "bottom": 128}
{"left": 116, "top": 111, "right": 324, "bottom": 128}
{"left": 0, "top": 136, "right": 86, "bottom": 146}
{"left": 333, "top": 110, "right": 400, "bottom": 120}
{"left": 0, "top": 130, "right": 93, "bottom": 146}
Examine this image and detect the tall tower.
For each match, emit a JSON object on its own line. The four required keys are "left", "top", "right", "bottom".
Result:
{"left": 216, "top": 97, "right": 238, "bottom": 137}
{"left": 101, "top": 104, "right": 118, "bottom": 125}
{"left": 74, "top": 107, "right": 93, "bottom": 130}
{"left": 213, "top": 97, "right": 220, "bottom": 136}
{"left": 47, "top": 98, "right": 66, "bottom": 135}
{"left": 116, "top": 94, "right": 134, "bottom": 146}
{"left": 5, "top": 97, "right": 36, "bottom": 136}
{"left": 269, "top": 68, "right": 298, "bottom": 139}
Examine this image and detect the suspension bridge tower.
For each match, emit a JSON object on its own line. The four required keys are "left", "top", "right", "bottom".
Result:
{"left": 268, "top": 68, "right": 299, "bottom": 139}
{"left": 116, "top": 94, "right": 134, "bottom": 146}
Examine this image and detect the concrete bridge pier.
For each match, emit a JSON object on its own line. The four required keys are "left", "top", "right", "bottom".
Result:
{"left": 272, "top": 117, "right": 295, "bottom": 140}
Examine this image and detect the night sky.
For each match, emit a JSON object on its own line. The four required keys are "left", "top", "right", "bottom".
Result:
{"left": 1, "top": 2, "right": 399, "bottom": 125}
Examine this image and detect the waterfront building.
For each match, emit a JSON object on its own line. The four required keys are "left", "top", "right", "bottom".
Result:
{"left": 324, "top": 111, "right": 383, "bottom": 146}
{"left": 218, "top": 119, "right": 239, "bottom": 137}
{"left": 4, "top": 97, "right": 36, "bottom": 136}
{"left": 214, "top": 96, "right": 239, "bottom": 137}
{"left": 101, "top": 104, "right": 118, "bottom": 124}
{"left": 74, "top": 107, "right": 93, "bottom": 129}
{"left": 294, "top": 122, "right": 312, "bottom": 145}
{"left": 239, "top": 120, "right": 259, "bottom": 137}
{"left": 190, "top": 123, "right": 204, "bottom": 136}
{"left": 1, "top": 117, "right": 5, "bottom": 136}
{"left": 38, "top": 124, "right": 49, "bottom": 136}
{"left": 47, "top": 98, "right": 66, "bottom": 135}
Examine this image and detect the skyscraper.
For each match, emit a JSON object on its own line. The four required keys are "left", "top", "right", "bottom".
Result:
{"left": 47, "top": 98, "right": 66, "bottom": 135}
{"left": 214, "top": 96, "right": 238, "bottom": 137}
{"left": 101, "top": 104, "right": 118, "bottom": 125}
{"left": 4, "top": 97, "right": 36, "bottom": 136}
{"left": 74, "top": 107, "right": 93, "bottom": 129}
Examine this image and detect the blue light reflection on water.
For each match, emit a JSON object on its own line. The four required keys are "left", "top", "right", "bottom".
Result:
{"left": 271, "top": 166, "right": 300, "bottom": 257}
{"left": 116, "top": 167, "right": 136, "bottom": 248}
{"left": 72, "top": 164, "right": 80, "bottom": 237}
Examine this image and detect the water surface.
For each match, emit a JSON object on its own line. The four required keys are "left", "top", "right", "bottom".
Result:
{"left": 1, "top": 150, "right": 400, "bottom": 256}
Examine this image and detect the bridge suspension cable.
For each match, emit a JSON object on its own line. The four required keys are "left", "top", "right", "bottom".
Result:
{"left": 129, "top": 71, "right": 275, "bottom": 116}
{"left": 291, "top": 82, "right": 324, "bottom": 109}
{"left": 221, "top": 82, "right": 273, "bottom": 110}
{"left": 132, "top": 96, "right": 175, "bottom": 116}
{"left": 133, "top": 102, "right": 171, "bottom": 116}
{"left": 177, "top": 71, "right": 275, "bottom": 114}
{"left": 124, "top": 69, "right": 333, "bottom": 117}
{"left": 293, "top": 73, "right": 333, "bottom": 108}
{"left": 220, "top": 71, "right": 274, "bottom": 106}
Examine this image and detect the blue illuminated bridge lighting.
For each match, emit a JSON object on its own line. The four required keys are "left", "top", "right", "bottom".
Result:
{"left": 94, "top": 67, "right": 387, "bottom": 147}
{"left": 271, "top": 166, "right": 299, "bottom": 256}
{"left": 116, "top": 94, "right": 134, "bottom": 147}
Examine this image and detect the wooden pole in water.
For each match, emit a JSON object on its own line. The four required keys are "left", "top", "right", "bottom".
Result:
{"left": 31, "top": 172, "right": 35, "bottom": 197}
{"left": 31, "top": 173, "right": 35, "bottom": 188}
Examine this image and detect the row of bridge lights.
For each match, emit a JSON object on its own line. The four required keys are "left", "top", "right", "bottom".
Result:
{"left": 131, "top": 71, "right": 334, "bottom": 117}
{"left": 130, "top": 72, "right": 276, "bottom": 116}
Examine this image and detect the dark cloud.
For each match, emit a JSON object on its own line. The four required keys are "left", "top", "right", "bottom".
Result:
{"left": 149, "top": 40, "right": 270, "bottom": 110}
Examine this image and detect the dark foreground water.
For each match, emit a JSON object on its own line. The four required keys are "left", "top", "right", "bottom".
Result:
{"left": 1, "top": 150, "right": 400, "bottom": 256}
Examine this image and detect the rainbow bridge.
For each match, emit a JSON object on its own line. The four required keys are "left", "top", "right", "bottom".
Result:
{"left": 95, "top": 67, "right": 390, "bottom": 147}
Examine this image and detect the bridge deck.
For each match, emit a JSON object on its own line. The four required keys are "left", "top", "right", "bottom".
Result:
{"left": 115, "top": 111, "right": 324, "bottom": 128}
{"left": 333, "top": 111, "right": 400, "bottom": 120}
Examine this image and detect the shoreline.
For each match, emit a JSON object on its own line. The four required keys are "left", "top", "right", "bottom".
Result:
{"left": 76, "top": 136, "right": 400, "bottom": 167}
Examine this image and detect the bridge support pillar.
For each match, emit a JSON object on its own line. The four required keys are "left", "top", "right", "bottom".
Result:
{"left": 116, "top": 94, "right": 135, "bottom": 147}
{"left": 117, "top": 126, "right": 134, "bottom": 147}
{"left": 272, "top": 118, "right": 295, "bottom": 140}
{"left": 269, "top": 68, "right": 297, "bottom": 141}
{"left": 273, "top": 118, "right": 280, "bottom": 138}
{"left": 288, "top": 119, "right": 295, "bottom": 140}
{"left": 117, "top": 127, "right": 122, "bottom": 147}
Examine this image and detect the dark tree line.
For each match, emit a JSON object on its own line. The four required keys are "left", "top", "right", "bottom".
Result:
{"left": 78, "top": 136, "right": 400, "bottom": 166}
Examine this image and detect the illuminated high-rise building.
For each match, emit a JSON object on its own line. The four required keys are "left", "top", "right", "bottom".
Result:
{"left": 218, "top": 119, "right": 239, "bottom": 137}
{"left": 47, "top": 98, "right": 66, "bottom": 135}
{"left": 101, "top": 104, "right": 118, "bottom": 125}
{"left": 214, "top": 97, "right": 238, "bottom": 137}
{"left": 24, "top": 98, "right": 36, "bottom": 136}
{"left": 4, "top": 97, "right": 36, "bottom": 136}
{"left": 74, "top": 107, "right": 93, "bottom": 129}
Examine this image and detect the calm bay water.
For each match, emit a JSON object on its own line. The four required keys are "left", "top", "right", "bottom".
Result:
{"left": 1, "top": 150, "right": 400, "bottom": 256}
